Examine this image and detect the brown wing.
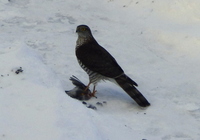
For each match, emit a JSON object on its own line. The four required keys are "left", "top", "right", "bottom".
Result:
{"left": 76, "top": 40, "right": 124, "bottom": 78}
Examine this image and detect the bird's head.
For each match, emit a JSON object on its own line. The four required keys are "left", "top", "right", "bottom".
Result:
{"left": 76, "top": 25, "right": 93, "bottom": 38}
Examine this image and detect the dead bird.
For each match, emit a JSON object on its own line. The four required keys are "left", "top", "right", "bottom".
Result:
{"left": 65, "top": 75, "right": 92, "bottom": 100}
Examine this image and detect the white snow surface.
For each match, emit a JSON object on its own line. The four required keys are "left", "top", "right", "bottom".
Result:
{"left": 1, "top": 0, "right": 200, "bottom": 139}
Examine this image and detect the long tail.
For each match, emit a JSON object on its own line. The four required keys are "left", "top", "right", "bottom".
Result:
{"left": 115, "top": 74, "right": 150, "bottom": 107}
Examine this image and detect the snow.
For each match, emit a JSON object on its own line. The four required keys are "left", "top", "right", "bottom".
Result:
{"left": 1, "top": 0, "right": 200, "bottom": 139}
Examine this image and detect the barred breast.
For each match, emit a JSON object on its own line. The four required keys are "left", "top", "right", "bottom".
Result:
{"left": 77, "top": 59, "right": 106, "bottom": 85}
{"left": 76, "top": 35, "right": 107, "bottom": 85}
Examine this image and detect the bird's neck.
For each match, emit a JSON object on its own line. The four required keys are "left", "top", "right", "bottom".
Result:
{"left": 76, "top": 36, "right": 94, "bottom": 48}
{"left": 76, "top": 37, "right": 86, "bottom": 47}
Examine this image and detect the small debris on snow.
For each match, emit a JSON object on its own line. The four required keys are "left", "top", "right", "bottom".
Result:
{"left": 82, "top": 101, "right": 97, "bottom": 110}
{"left": 1, "top": 74, "right": 10, "bottom": 77}
{"left": 87, "top": 104, "right": 97, "bottom": 110}
{"left": 82, "top": 101, "right": 87, "bottom": 105}
{"left": 12, "top": 67, "right": 23, "bottom": 74}
{"left": 96, "top": 102, "right": 103, "bottom": 106}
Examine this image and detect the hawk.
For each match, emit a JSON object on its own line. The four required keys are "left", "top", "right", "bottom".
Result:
{"left": 75, "top": 25, "right": 150, "bottom": 107}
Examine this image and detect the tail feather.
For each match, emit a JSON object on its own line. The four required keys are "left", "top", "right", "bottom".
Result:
{"left": 115, "top": 74, "right": 150, "bottom": 107}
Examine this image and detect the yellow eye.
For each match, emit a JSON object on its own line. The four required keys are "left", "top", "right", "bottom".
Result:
{"left": 82, "top": 28, "right": 86, "bottom": 31}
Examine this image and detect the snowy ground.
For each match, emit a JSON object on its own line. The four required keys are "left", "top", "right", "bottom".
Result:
{"left": 1, "top": 0, "right": 200, "bottom": 139}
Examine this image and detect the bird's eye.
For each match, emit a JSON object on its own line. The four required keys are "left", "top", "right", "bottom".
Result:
{"left": 82, "top": 28, "right": 86, "bottom": 31}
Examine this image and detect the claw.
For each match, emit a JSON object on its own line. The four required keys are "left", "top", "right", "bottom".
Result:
{"left": 89, "top": 90, "right": 97, "bottom": 98}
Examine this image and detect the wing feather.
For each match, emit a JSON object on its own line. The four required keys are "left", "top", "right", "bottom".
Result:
{"left": 76, "top": 40, "right": 124, "bottom": 78}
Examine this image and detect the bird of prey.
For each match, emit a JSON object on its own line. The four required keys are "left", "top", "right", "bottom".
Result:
{"left": 75, "top": 25, "right": 150, "bottom": 107}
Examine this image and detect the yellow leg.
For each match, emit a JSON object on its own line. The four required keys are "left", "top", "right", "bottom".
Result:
{"left": 84, "top": 82, "right": 91, "bottom": 92}
{"left": 90, "top": 85, "right": 97, "bottom": 97}
{"left": 92, "top": 85, "right": 96, "bottom": 94}
{"left": 83, "top": 82, "right": 97, "bottom": 98}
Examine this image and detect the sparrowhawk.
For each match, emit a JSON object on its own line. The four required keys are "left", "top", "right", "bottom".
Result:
{"left": 75, "top": 25, "right": 150, "bottom": 107}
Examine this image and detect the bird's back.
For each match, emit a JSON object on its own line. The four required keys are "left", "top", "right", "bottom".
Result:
{"left": 76, "top": 39, "right": 124, "bottom": 78}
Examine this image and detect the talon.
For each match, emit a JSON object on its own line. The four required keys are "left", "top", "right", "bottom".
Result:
{"left": 89, "top": 90, "right": 97, "bottom": 98}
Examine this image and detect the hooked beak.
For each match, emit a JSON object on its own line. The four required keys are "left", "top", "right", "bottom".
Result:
{"left": 76, "top": 28, "right": 79, "bottom": 33}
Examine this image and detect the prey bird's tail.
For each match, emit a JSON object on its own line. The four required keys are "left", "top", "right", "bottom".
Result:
{"left": 115, "top": 74, "right": 150, "bottom": 107}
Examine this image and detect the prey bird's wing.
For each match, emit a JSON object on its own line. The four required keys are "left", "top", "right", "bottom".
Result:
{"left": 70, "top": 75, "right": 86, "bottom": 89}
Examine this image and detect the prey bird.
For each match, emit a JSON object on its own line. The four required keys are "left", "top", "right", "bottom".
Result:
{"left": 75, "top": 25, "right": 150, "bottom": 107}
{"left": 65, "top": 75, "right": 92, "bottom": 100}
